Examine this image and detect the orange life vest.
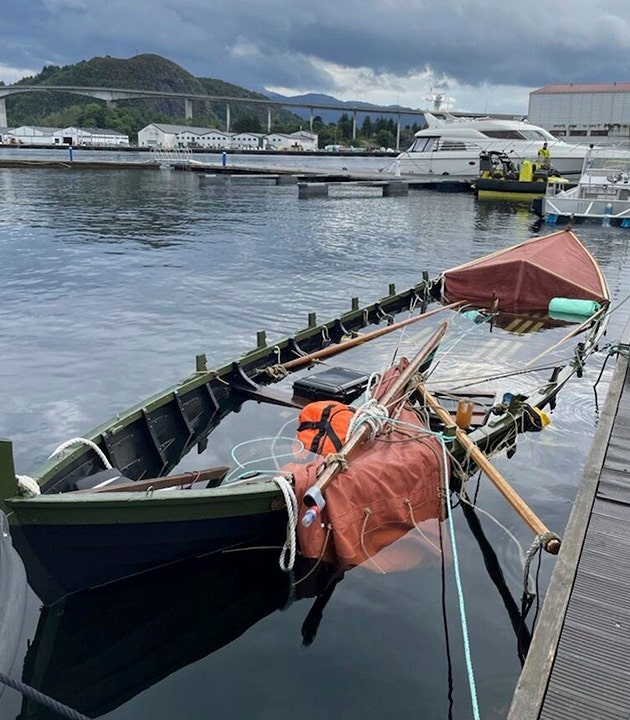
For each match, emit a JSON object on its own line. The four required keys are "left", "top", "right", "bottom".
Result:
{"left": 297, "top": 401, "right": 355, "bottom": 456}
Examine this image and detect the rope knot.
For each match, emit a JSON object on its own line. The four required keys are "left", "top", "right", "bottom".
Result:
{"left": 347, "top": 398, "right": 389, "bottom": 440}
{"left": 324, "top": 453, "right": 348, "bottom": 471}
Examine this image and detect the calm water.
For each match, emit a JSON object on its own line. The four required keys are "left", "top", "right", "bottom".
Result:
{"left": 1, "top": 161, "right": 630, "bottom": 720}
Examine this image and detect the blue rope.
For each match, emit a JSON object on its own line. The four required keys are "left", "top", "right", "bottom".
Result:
{"left": 441, "top": 442, "right": 481, "bottom": 720}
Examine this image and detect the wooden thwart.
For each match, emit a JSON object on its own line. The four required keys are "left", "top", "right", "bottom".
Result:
{"left": 416, "top": 382, "right": 561, "bottom": 554}
{"left": 83, "top": 466, "right": 230, "bottom": 494}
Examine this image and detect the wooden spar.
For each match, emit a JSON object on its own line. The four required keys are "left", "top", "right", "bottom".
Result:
{"left": 416, "top": 382, "right": 561, "bottom": 554}
{"left": 277, "top": 301, "right": 463, "bottom": 373}
{"left": 301, "top": 321, "right": 449, "bottom": 516}
{"left": 523, "top": 305, "right": 607, "bottom": 368}
{"left": 78, "top": 466, "right": 230, "bottom": 494}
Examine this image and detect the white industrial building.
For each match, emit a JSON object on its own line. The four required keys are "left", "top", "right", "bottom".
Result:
{"left": 528, "top": 83, "right": 630, "bottom": 145}
{"left": 138, "top": 123, "right": 319, "bottom": 151}
{"left": 231, "top": 132, "right": 264, "bottom": 150}
{"left": 3, "top": 125, "right": 129, "bottom": 146}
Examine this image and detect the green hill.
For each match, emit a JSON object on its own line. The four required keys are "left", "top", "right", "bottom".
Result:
{"left": 5, "top": 54, "right": 304, "bottom": 139}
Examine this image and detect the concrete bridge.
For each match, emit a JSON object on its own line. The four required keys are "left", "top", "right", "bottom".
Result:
{"left": 0, "top": 85, "right": 427, "bottom": 146}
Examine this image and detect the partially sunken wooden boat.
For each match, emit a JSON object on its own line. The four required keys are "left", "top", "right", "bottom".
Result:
{"left": 0, "top": 229, "right": 611, "bottom": 604}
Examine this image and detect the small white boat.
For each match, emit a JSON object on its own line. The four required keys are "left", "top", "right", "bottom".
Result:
{"left": 394, "top": 113, "right": 630, "bottom": 179}
{"left": 540, "top": 152, "right": 630, "bottom": 227}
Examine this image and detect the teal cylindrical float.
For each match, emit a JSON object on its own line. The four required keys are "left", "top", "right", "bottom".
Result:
{"left": 548, "top": 297, "right": 600, "bottom": 319}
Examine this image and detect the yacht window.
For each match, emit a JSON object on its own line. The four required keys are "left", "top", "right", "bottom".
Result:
{"left": 482, "top": 128, "right": 555, "bottom": 141}
{"left": 437, "top": 140, "right": 466, "bottom": 151}
{"left": 482, "top": 130, "right": 528, "bottom": 139}
{"left": 409, "top": 137, "right": 438, "bottom": 152}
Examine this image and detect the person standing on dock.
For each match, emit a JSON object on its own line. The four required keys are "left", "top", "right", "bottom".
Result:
{"left": 537, "top": 142, "right": 551, "bottom": 169}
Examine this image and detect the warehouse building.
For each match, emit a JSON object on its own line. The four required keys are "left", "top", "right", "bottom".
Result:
{"left": 528, "top": 82, "right": 630, "bottom": 145}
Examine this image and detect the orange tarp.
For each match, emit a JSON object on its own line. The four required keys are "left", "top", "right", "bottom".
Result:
{"left": 289, "top": 365, "right": 447, "bottom": 568}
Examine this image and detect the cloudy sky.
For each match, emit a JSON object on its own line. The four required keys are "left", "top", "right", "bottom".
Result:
{"left": 2, "top": 0, "right": 630, "bottom": 115}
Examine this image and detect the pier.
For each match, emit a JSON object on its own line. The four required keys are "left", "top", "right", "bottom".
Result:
{"left": 0, "top": 155, "right": 474, "bottom": 191}
{"left": 508, "top": 319, "right": 630, "bottom": 719}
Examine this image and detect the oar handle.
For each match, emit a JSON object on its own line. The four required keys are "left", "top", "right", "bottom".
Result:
{"left": 418, "top": 383, "right": 561, "bottom": 554}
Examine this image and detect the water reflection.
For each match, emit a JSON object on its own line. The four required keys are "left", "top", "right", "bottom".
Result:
{"left": 19, "top": 549, "right": 342, "bottom": 719}
{"left": 2, "top": 167, "right": 630, "bottom": 718}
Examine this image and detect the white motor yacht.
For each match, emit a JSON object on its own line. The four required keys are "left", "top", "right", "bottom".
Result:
{"left": 394, "top": 113, "right": 630, "bottom": 179}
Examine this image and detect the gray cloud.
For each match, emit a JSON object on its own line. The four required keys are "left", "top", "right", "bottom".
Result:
{"left": 2, "top": 0, "right": 629, "bottom": 110}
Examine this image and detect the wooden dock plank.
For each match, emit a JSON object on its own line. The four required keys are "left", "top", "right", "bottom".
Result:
{"left": 508, "top": 320, "right": 630, "bottom": 719}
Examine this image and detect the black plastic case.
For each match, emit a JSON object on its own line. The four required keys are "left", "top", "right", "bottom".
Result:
{"left": 293, "top": 366, "right": 369, "bottom": 403}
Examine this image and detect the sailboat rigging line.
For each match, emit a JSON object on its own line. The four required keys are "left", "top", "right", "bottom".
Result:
{"left": 459, "top": 499, "right": 532, "bottom": 664}
{"left": 524, "top": 551, "right": 543, "bottom": 636}
{"left": 440, "top": 440, "right": 481, "bottom": 720}
{"left": 422, "top": 311, "right": 493, "bottom": 382}
{"left": 456, "top": 489, "right": 527, "bottom": 579}
{"left": 607, "top": 290, "right": 630, "bottom": 316}
{"left": 430, "top": 360, "right": 571, "bottom": 392}
{"left": 388, "top": 295, "right": 422, "bottom": 367}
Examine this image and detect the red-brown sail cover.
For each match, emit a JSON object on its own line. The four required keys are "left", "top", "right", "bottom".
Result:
{"left": 290, "top": 365, "right": 447, "bottom": 567}
{"left": 441, "top": 229, "right": 609, "bottom": 312}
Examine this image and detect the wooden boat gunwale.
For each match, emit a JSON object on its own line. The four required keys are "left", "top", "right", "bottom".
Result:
{"left": 0, "top": 229, "right": 612, "bottom": 602}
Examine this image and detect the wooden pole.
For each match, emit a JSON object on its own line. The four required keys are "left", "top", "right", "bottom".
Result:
{"left": 524, "top": 305, "right": 607, "bottom": 367}
{"left": 416, "top": 382, "right": 561, "bottom": 554}
{"left": 279, "top": 301, "right": 463, "bottom": 373}
{"left": 302, "top": 321, "right": 449, "bottom": 518}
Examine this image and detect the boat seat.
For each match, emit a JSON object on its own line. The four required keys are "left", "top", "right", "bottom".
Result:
{"left": 70, "top": 468, "right": 132, "bottom": 492}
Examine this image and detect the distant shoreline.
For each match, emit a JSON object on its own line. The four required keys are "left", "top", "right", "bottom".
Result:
{"left": 0, "top": 144, "right": 397, "bottom": 158}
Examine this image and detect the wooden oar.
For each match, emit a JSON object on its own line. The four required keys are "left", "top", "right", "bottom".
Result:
{"left": 301, "top": 321, "right": 449, "bottom": 522}
{"left": 523, "top": 304, "right": 607, "bottom": 367}
{"left": 276, "top": 301, "right": 463, "bottom": 373}
{"left": 416, "top": 382, "right": 560, "bottom": 554}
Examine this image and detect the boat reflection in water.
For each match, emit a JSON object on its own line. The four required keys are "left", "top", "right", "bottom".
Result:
{"left": 19, "top": 545, "right": 348, "bottom": 719}
{"left": 18, "top": 504, "right": 535, "bottom": 720}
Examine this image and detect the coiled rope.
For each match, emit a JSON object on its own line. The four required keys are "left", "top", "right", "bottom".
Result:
{"left": 272, "top": 475, "right": 298, "bottom": 572}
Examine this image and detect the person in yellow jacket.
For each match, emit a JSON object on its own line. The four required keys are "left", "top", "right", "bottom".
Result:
{"left": 537, "top": 142, "right": 551, "bottom": 169}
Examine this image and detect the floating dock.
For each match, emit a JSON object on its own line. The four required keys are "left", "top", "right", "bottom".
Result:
{"left": 508, "top": 318, "right": 630, "bottom": 719}
{"left": 0, "top": 156, "right": 473, "bottom": 191}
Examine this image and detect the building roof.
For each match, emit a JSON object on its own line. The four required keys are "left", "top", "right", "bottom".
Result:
{"left": 532, "top": 82, "right": 630, "bottom": 95}
{"left": 148, "top": 123, "right": 228, "bottom": 135}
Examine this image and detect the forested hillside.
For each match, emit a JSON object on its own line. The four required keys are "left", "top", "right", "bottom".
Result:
{"left": 4, "top": 54, "right": 304, "bottom": 139}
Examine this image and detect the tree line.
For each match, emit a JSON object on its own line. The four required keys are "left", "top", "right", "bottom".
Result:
{"left": 9, "top": 98, "right": 422, "bottom": 150}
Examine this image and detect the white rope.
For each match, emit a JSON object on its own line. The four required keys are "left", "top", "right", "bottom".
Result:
{"left": 346, "top": 371, "right": 389, "bottom": 440}
{"left": 48, "top": 437, "right": 112, "bottom": 469}
{"left": 347, "top": 398, "right": 389, "bottom": 440}
{"left": 15, "top": 475, "right": 40, "bottom": 497}
{"left": 272, "top": 475, "right": 298, "bottom": 572}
